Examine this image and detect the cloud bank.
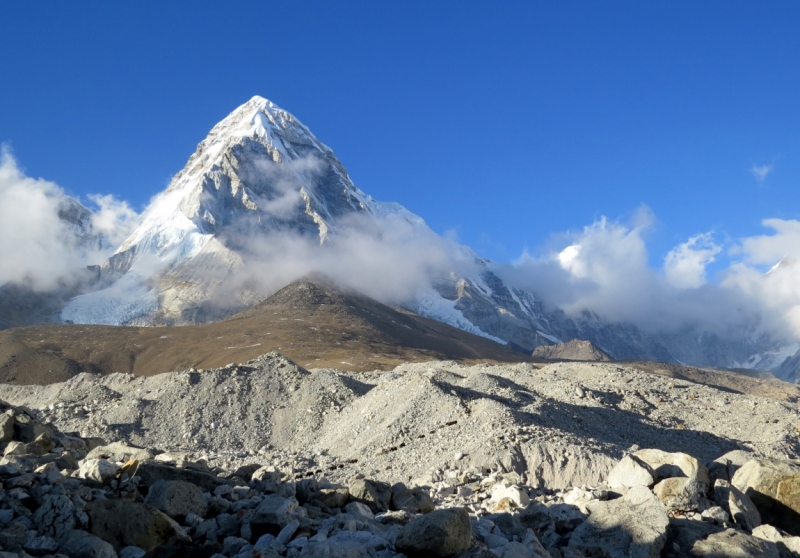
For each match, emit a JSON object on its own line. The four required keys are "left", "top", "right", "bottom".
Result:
{"left": 0, "top": 149, "right": 140, "bottom": 290}
{"left": 501, "top": 211, "right": 800, "bottom": 344}
{"left": 3, "top": 148, "right": 800, "bottom": 352}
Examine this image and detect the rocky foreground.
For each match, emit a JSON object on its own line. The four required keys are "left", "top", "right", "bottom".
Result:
{"left": 2, "top": 354, "right": 800, "bottom": 557}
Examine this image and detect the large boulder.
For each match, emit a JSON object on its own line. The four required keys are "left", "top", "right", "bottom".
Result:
{"left": 349, "top": 478, "right": 391, "bottom": 513}
{"left": 135, "top": 462, "right": 232, "bottom": 492}
{"left": 32, "top": 494, "right": 78, "bottom": 540}
{"left": 395, "top": 507, "right": 472, "bottom": 557}
{"left": 145, "top": 480, "right": 208, "bottom": 520}
{"left": 752, "top": 525, "right": 800, "bottom": 558}
{"left": 298, "top": 531, "right": 392, "bottom": 557}
{"left": 607, "top": 455, "right": 656, "bottom": 488}
{"left": 58, "top": 529, "right": 118, "bottom": 558}
{"left": 653, "top": 477, "right": 706, "bottom": 512}
{"left": 78, "top": 459, "right": 120, "bottom": 484}
{"left": 732, "top": 458, "right": 800, "bottom": 535}
{"left": 391, "top": 482, "right": 435, "bottom": 514}
{"left": 569, "top": 485, "right": 669, "bottom": 558}
{"left": 86, "top": 500, "right": 188, "bottom": 551}
{"left": 713, "top": 479, "right": 761, "bottom": 531}
{"left": 691, "top": 528, "right": 780, "bottom": 557}
{"left": 250, "top": 495, "right": 299, "bottom": 537}
{"left": 0, "top": 414, "right": 13, "bottom": 442}
{"left": 633, "top": 449, "right": 710, "bottom": 489}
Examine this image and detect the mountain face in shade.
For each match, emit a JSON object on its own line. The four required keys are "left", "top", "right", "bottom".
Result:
{"left": 4, "top": 95, "right": 787, "bottom": 378}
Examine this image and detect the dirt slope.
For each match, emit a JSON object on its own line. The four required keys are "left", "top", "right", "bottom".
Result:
{"left": 0, "top": 277, "right": 531, "bottom": 384}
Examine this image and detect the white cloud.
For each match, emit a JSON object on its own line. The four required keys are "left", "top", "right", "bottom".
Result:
{"left": 88, "top": 193, "right": 141, "bottom": 246}
{"left": 663, "top": 232, "right": 721, "bottom": 289}
{"left": 752, "top": 163, "right": 773, "bottom": 182}
{"left": 0, "top": 149, "right": 141, "bottom": 291}
{"left": 0, "top": 149, "right": 81, "bottom": 289}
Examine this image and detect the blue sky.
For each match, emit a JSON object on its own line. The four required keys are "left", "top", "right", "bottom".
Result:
{"left": 1, "top": 1, "right": 799, "bottom": 270}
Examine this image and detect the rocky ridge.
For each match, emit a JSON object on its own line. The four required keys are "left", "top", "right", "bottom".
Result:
{"left": 3, "top": 377, "right": 800, "bottom": 558}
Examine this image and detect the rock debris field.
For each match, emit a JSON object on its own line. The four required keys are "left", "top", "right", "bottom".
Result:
{"left": 2, "top": 352, "right": 800, "bottom": 557}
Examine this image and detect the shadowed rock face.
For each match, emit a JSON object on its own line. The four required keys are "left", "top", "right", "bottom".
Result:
{"left": 532, "top": 339, "right": 611, "bottom": 362}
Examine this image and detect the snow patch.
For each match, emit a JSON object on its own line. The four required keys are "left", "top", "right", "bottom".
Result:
{"left": 414, "top": 288, "right": 506, "bottom": 344}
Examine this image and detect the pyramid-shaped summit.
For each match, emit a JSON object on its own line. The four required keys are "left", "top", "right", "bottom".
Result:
{"left": 60, "top": 96, "right": 392, "bottom": 326}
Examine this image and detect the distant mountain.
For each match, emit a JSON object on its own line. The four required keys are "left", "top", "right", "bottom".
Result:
{"left": 2, "top": 96, "right": 794, "bottom": 380}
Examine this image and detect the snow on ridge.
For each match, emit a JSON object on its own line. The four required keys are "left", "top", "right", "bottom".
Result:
{"left": 414, "top": 288, "right": 506, "bottom": 345}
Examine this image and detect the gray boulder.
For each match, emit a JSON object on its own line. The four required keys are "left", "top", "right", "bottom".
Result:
{"left": 298, "top": 530, "right": 391, "bottom": 557}
{"left": 691, "top": 528, "right": 780, "bottom": 557}
{"left": 349, "top": 478, "right": 391, "bottom": 513}
{"left": 607, "top": 455, "right": 656, "bottom": 488}
{"left": 58, "top": 529, "right": 118, "bottom": 558}
{"left": 145, "top": 480, "right": 208, "bottom": 520}
{"left": 391, "top": 482, "right": 435, "bottom": 514}
{"left": 32, "top": 494, "right": 77, "bottom": 540}
{"left": 395, "top": 507, "right": 472, "bottom": 557}
{"left": 569, "top": 485, "right": 669, "bottom": 558}
{"left": 0, "top": 413, "right": 13, "bottom": 442}
{"left": 86, "top": 442, "right": 154, "bottom": 462}
{"left": 732, "top": 458, "right": 800, "bottom": 535}
{"left": 713, "top": 479, "right": 761, "bottom": 531}
{"left": 653, "top": 477, "right": 706, "bottom": 512}
{"left": 135, "top": 462, "right": 233, "bottom": 492}
{"left": 250, "top": 495, "right": 299, "bottom": 537}
{"left": 86, "top": 500, "right": 188, "bottom": 551}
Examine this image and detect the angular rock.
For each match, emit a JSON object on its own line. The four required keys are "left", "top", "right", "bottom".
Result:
{"left": 633, "top": 449, "right": 710, "bottom": 489}
{"left": 135, "top": 462, "right": 232, "bottom": 492}
{"left": 708, "top": 450, "right": 754, "bottom": 483}
{"left": 312, "top": 487, "right": 350, "bottom": 509}
{"left": 391, "top": 482, "right": 435, "bottom": 514}
{"left": 250, "top": 495, "right": 298, "bottom": 537}
{"left": 713, "top": 479, "right": 761, "bottom": 531}
{"left": 691, "top": 528, "right": 780, "bottom": 557}
{"left": 86, "top": 442, "right": 154, "bottom": 463}
{"left": 752, "top": 525, "right": 800, "bottom": 558}
{"left": 349, "top": 478, "right": 391, "bottom": 513}
{"left": 78, "top": 458, "right": 120, "bottom": 484}
{"left": 58, "top": 529, "right": 118, "bottom": 558}
{"left": 144, "top": 480, "right": 207, "bottom": 520}
{"left": 732, "top": 458, "right": 800, "bottom": 535}
{"left": 86, "top": 499, "right": 188, "bottom": 551}
{"left": 569, "top": 485, "right": 669, "bottom": 558}
{"left": 298, "top": 531, "right": 391, "bottom": 557}
{"left": 0, "top": 413, "right": 13, "bottom": 442}
{"left": 607, "top": 454, "right": 655, "bottom": 488}
{"left": 4, "top": 440, "right": 27, "bottom": 456}
{"left": 395, "top": 507, "right": 472, "bottom": 557}
{"left": 26, "top": 432, "right": 54, "bottom": 455}
{"left": 24, "top": 534, "right": 60, "bottom": 555}
{"left": 491, "top": 484, "right": 531, "bottom": 509}
{"left": 654, "top": 477, "right": 706, "bottom": 512}
{"left": 32, "top": 494, "right": 77, "bottom": 540}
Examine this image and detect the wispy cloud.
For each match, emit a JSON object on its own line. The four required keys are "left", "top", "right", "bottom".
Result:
{"left": 752, "top": 163, "right": 773, "bottom": 182}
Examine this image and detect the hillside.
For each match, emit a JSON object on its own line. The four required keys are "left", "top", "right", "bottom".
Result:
{"left": 0, "top": 276, "right": 531, "bottom": 385}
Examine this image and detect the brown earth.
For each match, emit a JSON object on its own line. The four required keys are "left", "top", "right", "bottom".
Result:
{"left": 532, "top": 339, "right": 611, "bottom": 361}
{"left": 0, "top": 276, "right": 534, "bottom": 385}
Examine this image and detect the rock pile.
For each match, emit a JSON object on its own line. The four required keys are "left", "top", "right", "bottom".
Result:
{"left": 4, "top": 396, "right": 800, "bottom": 558}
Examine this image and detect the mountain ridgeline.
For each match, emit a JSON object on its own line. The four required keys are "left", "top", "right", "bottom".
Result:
{"left": 0, "top": 96, "right": 796, "bottom": 380}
